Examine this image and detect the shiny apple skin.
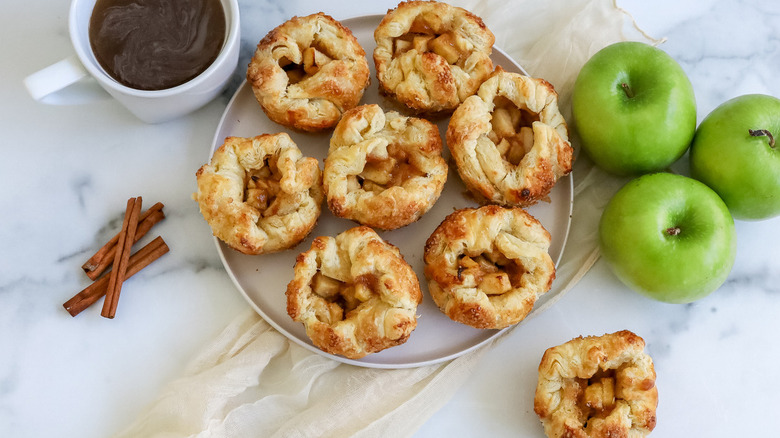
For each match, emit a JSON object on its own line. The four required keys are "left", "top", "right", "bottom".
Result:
{"left": 574, "top": 42, "right": 697, "bottom": 176}
{"left": 690, "top": 93, "right": 780, "bottom": 220}
{"left": 599, "top": 173, "right": 736, "bottom": 303}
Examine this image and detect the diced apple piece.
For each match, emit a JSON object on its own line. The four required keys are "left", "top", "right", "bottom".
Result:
{"left": 312, "top": 272, "right": 342, "bottom": 299}
{"left": 361, "top": 158, "right": 394, "bottom": 185}
{"left": 340, "top": 285, "right": 361, "bottom": 313}
{"left": 474, "top": 255, "right": 499, "bottom": 273}
{"left": 389, "top": 162, "right": 423, "bottom": 186}
{"left": 286, "top": 69, "right": 305, "bottom": 84}
{"left": 394, "top": 38, "right": 412, "bottom": 55}
{"left": 412, "top": 35, "right": 434, "bottom": 53}
{"left": 312, "top": 295, "right": 343, "bottom": 324}
{"left": 601, "top": 377, "right": 616, "bottom": 409}
{"left": 354, "top": 282, "right": 373, "bottom": 302}
{"left": 452, "top": 32, "right": 470, "bottom": 52}
{"left": 518, "top": 126, "right": 535, "bottom": 154}
{"left": 480, "top": 272, "right": 512, "bottom": 295}
{"left": 429, "top": 33, "right": 461, "bottom": 64}
{"left": 491, "top": 107, "right": 516, "bottom": 139}
{"left": 484, "top": 250, "right": 511, "bottom": 266}
{"left": 252, "top": 165, "right": 272, "bottom": 180}
{"left": 254, "top": 175, "right": 281, "bottom": 197}
{"left": 245, "top": 187, "right": 270, "bottom": 211}
{"left": 584, "top": 377, "right": 616, "bottom": 411}
{"left": 347, "top": 175, "right": 362, "bottom": 192}
{"left": 506, "top": 137, "right": 527, "bottom": 165}
{"left": 458, "top": 256, "right": 480, "bottom": 271}
{"left": 362, "top": 180, "right": 384, "bottom": 193}
{"left": 408, "top": 16, "right": 434, "bottom": 34}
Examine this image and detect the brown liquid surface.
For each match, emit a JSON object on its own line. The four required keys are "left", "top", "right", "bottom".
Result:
{"left": 89, "top": 0, "right": 226, "bottom": 90}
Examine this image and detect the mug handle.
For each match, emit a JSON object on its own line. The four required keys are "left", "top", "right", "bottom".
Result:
{"left": 24, "top": 55, "right": 90, "bottom": 101}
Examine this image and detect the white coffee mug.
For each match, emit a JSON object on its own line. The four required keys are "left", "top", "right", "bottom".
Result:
{"left": 24, "top": 0, "right": 240, "bottom": 124}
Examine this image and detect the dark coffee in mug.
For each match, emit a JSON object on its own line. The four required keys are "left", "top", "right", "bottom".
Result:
{"left": 89, "top": 0, "right": 226, "bottom": 91}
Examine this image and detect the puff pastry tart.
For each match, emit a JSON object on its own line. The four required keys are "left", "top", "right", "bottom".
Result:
{"left": 373, "top": 1, "right": 495, "bottom": 114}
{"left": 447, "top": 69, "right": 573, "bottom": 207}
{"left": 247, "top": 13, "right": 370, "bottom": 132}
{"left": 423, "top": 205, "right": 555, "bottom": 329}
{"left": 534, "top": 330, "right": 658, "bottom": 438}
{"left": 195, "top": 133, "right": 323, "bottom": 255}
{"left": 286, "top": 226, "right": 422, "bottom": 359}
{"left": 323, "top": 104, "right": 447, "bottom": 230}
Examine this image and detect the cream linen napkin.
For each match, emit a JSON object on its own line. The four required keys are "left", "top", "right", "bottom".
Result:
{"left": 116, "top": 1, "right": 656, "bottom": 436}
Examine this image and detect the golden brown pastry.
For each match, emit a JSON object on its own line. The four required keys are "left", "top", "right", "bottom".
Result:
{"left": 323, "top": 104, "right": 447, "bottom": 230}
{"left": 247, "top": 13, "right": 370, "bottom": 132}
{"left": 447, "top": 69, "right": 573, "bottom": 207}
{"left": 195, "top": 133, "right": 323, "bottom": 254}
{"left": 423, "top": 205, "right": 555, "bottom": 329}
{"left": 373, "top": 1, "right": 495, "bottom": 114}
{"left": 286, "top": 226, "right": 422, "bottom": 359}
{"left": 534, "top": 330, "right": 658, "bottom": 438}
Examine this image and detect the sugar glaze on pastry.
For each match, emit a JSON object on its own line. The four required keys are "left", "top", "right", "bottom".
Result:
{"left": 534, "top": 330, "right": 658, "bottom": 438}
{"left": 447, "top": 68, "right": 573, "bottom": 207}
{"left": 373, "top": 0, "right": 495, "bottom": 114}
{"left": 286, "top": 226, "right": 422, "bottom": 359}
{"left": 423, "top": 205, "right": 555, "bottom": 329}
{"left": 247, "top": 13, "right": 370, "bottom": 132}
{"left": 195, "top": 133, "right": 323, "bottom": 254}
{"left": 324, "top": 104, "right": 447, "bottom": 230}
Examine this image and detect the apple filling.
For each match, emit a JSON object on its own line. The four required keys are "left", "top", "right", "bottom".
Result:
{"left": 348, "top": 143, "right": 427, "bottom": 194}
{"left": 309, "top": 271, "right": 379, "bottom": 324}
{"left": 488, "top": 96, "right": 541, "bottom": 165}
{"left": 573, "top": 369, "right": 621, "bottom": 426}
{"left": 278, "top": 45, "right": 334, "bottom": 84}
{"left": 392, "top": 15, "right": 472, "bottom": 66}
{"left": 456, "top": 251, "right": 526, "bottom": 295}
{"left": 245, "top": 155, "right": 284, "bottom": 216}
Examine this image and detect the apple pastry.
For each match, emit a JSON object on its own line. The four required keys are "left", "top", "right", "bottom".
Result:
{"left": 286, "top": 226, "right": 422, "bottom": 359}
{"left": 195, "top": 133, "right": 323, "bottom": 254}
{"left": 423, "top": 205, "right": 555, "bottom": 329}
{"left": 373, "top": 0, "right": 495, "bottom": 114}
{"left": 247, "top": 13, "right": 370, "bottom": 132}
{"left": 534, "top": 330, "right": 658, "bottom": 438}
{"left": 323, "top": 104, "right": 447, "bottom": 230}
{"left": 447, "top": 69, "right": 573, "bottom": 207}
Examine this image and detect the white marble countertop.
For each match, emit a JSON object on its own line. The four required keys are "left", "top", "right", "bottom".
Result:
{"left": 2, "top": 0, "right": 779, "bottom": 436}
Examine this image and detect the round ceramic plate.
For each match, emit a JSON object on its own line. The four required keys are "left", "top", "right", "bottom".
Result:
{"left": 208, "top": 14, "right": 573, "bottom": 368}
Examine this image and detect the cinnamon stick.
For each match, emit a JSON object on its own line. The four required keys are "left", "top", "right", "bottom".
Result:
{"left": 63, "top": 236, "right": 169, "bottom": 317}
{"left": 101, "top": 197, "right": 142, "bottom": 319}
{"left": 82, "top": 202, "right": 164, "bottom": 276}
{"left": 84, "top": 208, "right": 165, "bottom": 280}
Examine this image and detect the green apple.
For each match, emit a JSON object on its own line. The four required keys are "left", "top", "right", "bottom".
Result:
{"left": 599, "top": 173, "right": 736, "bottom": 303}
{"left": 689, "top": 94, "right": 780, "bottom": 220}
{"left": 573, "top": 41, "right": 697, "bottom": 176}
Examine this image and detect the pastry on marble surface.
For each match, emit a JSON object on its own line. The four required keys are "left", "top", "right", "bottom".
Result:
{"left": 195, "top": 133, "right": 323, "bottom": 255}
{"left": 534, "top": 330, "right": 658, "bottom": 438}
{"left": 286, "top": 226, "right": 422, "bottom": 359}
{"left": 247, "top": 13, "right": 370, "bottom": 132}
{"left": 373, "top": 0, "right": 495, "bottom": 114}
{"left": 323, "top": 104, "right": 447, "bottom": 230}
{"left": 423, "top": 205, "right": 555, "bottom": 329}
{"left": 447, "top": 68, "right": 573, "bottom": 207}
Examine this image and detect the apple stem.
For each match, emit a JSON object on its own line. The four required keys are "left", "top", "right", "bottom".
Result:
{"left": 621, "top": 83, "right": 634, "bottom": 98}
{"left": 666, "top": 227, "right": 681, "bottom": 236}
{"left": 749, "top": 129, "right": 776, "bottom": 148}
